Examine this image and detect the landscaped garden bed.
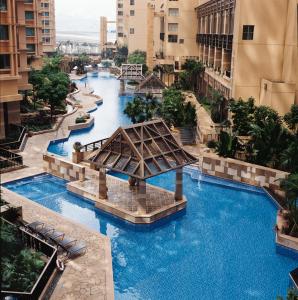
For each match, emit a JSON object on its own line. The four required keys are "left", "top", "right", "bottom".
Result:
{"left": 0, "top": 218, "right": 57, "bottom": 298}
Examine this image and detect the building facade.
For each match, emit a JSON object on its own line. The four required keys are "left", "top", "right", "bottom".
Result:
{"left": 196, "top": 0, "right": 298, "bottom": 115}
{"left": 0, "top": 0, "right": 45, "bottom": 139}
{"left": 40, "top": 0, "right": 56, "bottom": 54}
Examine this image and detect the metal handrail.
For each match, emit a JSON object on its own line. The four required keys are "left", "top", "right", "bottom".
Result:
{"left": 80, "top": 138, "right": 109, "bottom": 152}
{"left": 0, "top": 147, "right": 23, "bottom": 170}
{"left": 0, "top": 124, "right": 27, "bottom": 150}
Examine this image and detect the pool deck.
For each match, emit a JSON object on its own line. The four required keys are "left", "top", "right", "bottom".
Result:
{"left": 67, "top": 169, "right": 187, "bottom": 224}
{"left": 1, "top": 182, "right": 114, "bottom": 300}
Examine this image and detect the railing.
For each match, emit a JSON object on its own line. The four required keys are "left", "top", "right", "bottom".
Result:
{"left": 196, "top": 33, "right": 233, "bottom": 51}
{"left": 0, "top": 219, "right": 58, "bottom": 300}
{"left": 0, "top": 124, "right": 27, "bottom": 151}
{"left": 0, "top": 147, "right": 23, "bottom": 171}
{"left": 80, "top": 138, "right": 109, "bottom": 152}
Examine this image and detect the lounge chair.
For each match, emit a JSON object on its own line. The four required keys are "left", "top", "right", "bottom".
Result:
{"left": 54, "top": 236, "right": 77, "bottom": 250}
{"left": 35, "top": 226, "right": 55, "bottom": 236}
{"left": 44, "top": 230, "right": 65, "bottom": 240}
{"left": 67, "top": 242, "right": 87, "bottom": 258}
{"left": 27, "top": 221, "right": 44, "bottom": 231}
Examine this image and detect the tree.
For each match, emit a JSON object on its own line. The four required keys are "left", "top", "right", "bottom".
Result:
{"left": 42, "top": 55, "right": 62, "bottom": 74}
{"left": 180, "top": 59, "right": 204, "bottom": 92}
{"left": 127, "top": 50, "right": 148, "bottom": 75}
{"left": 280, "top": 173, "right": 298, "bottom": 237}
{"left": 215, "top": 130, "right": 239, "bottom": 158}
{"left": 209, "top": 88, "right": 227, "bottom": 123}
{"left": 124, "top": 94, "right": 161, "bottom": 124}
{"left": 284, "top": 104, "right": 298, "bottom": 135}
{"left": 37, "top": 72, "right": 70, "bottom": 119}
{"left": 229, "top": 97, "right": 255, "bottom": 135}
{"left": 114, "top": 46, "right": 128, "bottom": 67}
{"left": 28, "top": 70, "right": 44, "bottom": 109}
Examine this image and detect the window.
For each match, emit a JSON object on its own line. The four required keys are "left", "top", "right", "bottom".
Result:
{"left": 130, "top": 28, "right": 134, "bottom": 34}
{"left": 179, "top": 39, "right": 184, "bottom": 44}
{"left": 0, "top": 25, "right": 9, "bottom": 40}
{"left": 130, "top": 0, "right": 135, "bottom": 5}
{"left": 26, "top": 44, "right": 36, "bottom": 52}
{"left": 118, "top": 32, "right": 124, "bottom": 37}
{"left": 24, "top": 0, "right": 33, "bottom": 3}
{"left": 242, "top": 25, "right": 254, "bottom": 40}
{"left": 41, "top": 2, "right": 49, "bottom": 8}
{"left": 26, "top": 27, "right": 35, "bottom": 36}
{"left": 130, "top": 10, "right": 134, "bottom": 16}
{"left": 118, "top": 3, "right": 123, "bottom": 8}
{"left": 42, "top": 28, "right": 50, "bottom": 34}
{"left": 118, "top": 11, "right": 123, "bottom": 16}
{"left": 168, "top": 34, "right": 178, "bottom": 43}
{"left": 42, "top": 37, "right": 50, "bottom": 43}
{"left": 168, "top": 23, "right": 178, "bottom": 32}
{"left": 0, "top": 54, "right": 10, "bottom": 69}
{"left": 42, "top": 11, "right": 49, "bottom": 16}
{"left": 168, "top": 8, "right": 179, "bottom": 16}
{"left": 0, "top": 0, "right": 7, "bottom": 11}
{"left": 42, "top": 20, "right": 50, "bottom": 26}
{"left": 25, "top": 11, "right": 34, "bottom": 20}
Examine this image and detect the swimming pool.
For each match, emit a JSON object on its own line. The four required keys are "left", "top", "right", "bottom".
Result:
{"left": 47, "top": 75, "right": 133, "bottom": 157}
{"left": 3, "top": 169, "right": 297, "bottom": 299}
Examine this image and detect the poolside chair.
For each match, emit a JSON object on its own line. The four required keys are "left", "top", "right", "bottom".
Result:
{"left": 26, "top": 221, "right": 44, "bottom": 231}
{"left": 44, "top": 230, "right": 65, "bottom": 241}
{"left": 66, "top": 242, "right": 87, "bottom": 259}
{"left": 35, "top": 225, "right": 55, "bottom": 236}
{"left": 54, "top": 236, "right": 77, "bottom": 250}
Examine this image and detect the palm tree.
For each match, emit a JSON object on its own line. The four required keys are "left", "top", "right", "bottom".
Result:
{"left": 181, "top": 59, "right": 204, "bottom": 92}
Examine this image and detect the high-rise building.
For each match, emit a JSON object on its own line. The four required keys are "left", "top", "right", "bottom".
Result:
{"left": 40, "top": 0, "right": 56, "bottom": 54}
{"left": 0, "top": 0, "right": 45, "bottom": 139}
{"left": 196, "top": 0, "right": 298, "bottom": 115}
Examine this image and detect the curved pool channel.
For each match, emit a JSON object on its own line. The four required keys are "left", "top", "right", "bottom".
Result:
{"left": 15, "top": 75, "right": 297, "bottom": 298}
{"left": 47, "top": 75, "right": 133, "bottom": 157}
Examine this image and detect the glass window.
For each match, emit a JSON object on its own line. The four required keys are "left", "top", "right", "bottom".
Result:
{"left": 42, "top": 37, "right": 50, "bottom": 43}
{"left": 242, "top": 25, "right": 254, "bottom": 40}
{"left": 42, "top": 11, "right": 49, "bottom": 16}
{"left": 168, "top": 23, "right": 178, "bottom": 32}
{"left": 0, "top": 54, "right": 10, "bottom": 69}
{"left": 26, "top": 44, "right": 36, "bottom": 52}
{"left": 24, "top": 0, "right": 33, "bottom": 3}
{"left": 26, "top": 27, "right": 35, "bottom": 36}
{"left": 42, "top": 28, "right": 50, "bottom": 34}
{"left": 42, "top": 20, "right": 50, "bottom": 26}
{"left": 25, "top": 11, "right": 34, "bottom": 20}
{"left": 0, "top": 25, "right": 9, "bottom": 40}
{"left": 130, "top": 28, "right": 134, "bottom": 34}
{"left": 0, "top": 0, "right": 7, "bottom": 11}
{"left": 41, "top": 2, "right": 49, "bottom": 8}
{"left": 168, "top": 34, "right": 178, "bottom": 43}
{"left": 130, "top": 10, "right": 134, "bottom": 16}
{"left": 168, "top": 8, "right": 179, "bottom": 16}
{"left": 130, "top": 0, "right": 135, "bottom": 5}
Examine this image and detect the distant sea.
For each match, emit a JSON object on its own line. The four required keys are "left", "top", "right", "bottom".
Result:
{"left": 56, "top": 30, "right": 116, "bottom": 44}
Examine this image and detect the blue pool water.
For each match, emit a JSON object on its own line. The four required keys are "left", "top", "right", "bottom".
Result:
{"left": 4, "top": 169, "right": 297, "bottom": 299}
{"left": 47, "top": 76, "right": 133, "bottom": 157}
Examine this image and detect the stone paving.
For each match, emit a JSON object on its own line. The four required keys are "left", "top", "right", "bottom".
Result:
{"left": 69, "top": 170, "right": 177, "bottom": 214}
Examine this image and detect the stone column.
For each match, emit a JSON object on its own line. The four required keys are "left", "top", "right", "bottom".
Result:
{"left": 137, "top": 180, "right": 147, "bottom": 214}
{"left": 175, "top": 168, "right": 183, "bottom": 201}
{"left": 98, "top": 168, "right": 108, "bottom": 199}
{"left": 119, "top": 80, "right": 125, "bottom": 95}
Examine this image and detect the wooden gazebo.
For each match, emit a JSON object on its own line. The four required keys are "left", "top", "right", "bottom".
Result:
{"left": 88, "top": 119, "right": 198, "bottom": 212}
{"left": 135, "top": 73, "right": 167, "bottom": 95}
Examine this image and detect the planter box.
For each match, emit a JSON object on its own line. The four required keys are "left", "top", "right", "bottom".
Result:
{"left": 68, "top": 116, "right": 94, "bottom": 131}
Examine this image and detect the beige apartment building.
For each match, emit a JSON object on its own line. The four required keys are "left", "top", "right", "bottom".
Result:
{"left": 196, "top": 0, "right": 298, "bottom": 115}
{"left": 0, "top": 0, "right": 44, "bottom": 139}
{"left": 117, "top": 0, "right": 298, "bottom": 115}
{"left": 40, "top": 0, "right": 56, "bottom": 54}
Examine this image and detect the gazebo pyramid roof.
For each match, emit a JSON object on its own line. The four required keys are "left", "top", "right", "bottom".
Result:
{"left": 89, "top": 119, "right": 198, "bottom": 179}
{"left": 135, "top": 73, "right": 167, "bottom": 94}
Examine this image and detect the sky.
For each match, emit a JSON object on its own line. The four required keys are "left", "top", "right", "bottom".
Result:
{"left": 55, "top": 0, "right": 116, "bottom": 34}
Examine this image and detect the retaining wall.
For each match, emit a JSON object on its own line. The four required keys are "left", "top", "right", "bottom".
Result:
{"left": 200, "top": 155, "right": 288, "bottom": 197}
{"left": 43, "top": 154, "right": 85, "bottom": 181}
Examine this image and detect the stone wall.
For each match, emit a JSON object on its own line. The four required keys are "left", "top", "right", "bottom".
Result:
{"left": 200, "top": 155, "right": 288, "bottom": 197}
{"left": 43, "top": 154, "right": 85, "bottom": 181}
